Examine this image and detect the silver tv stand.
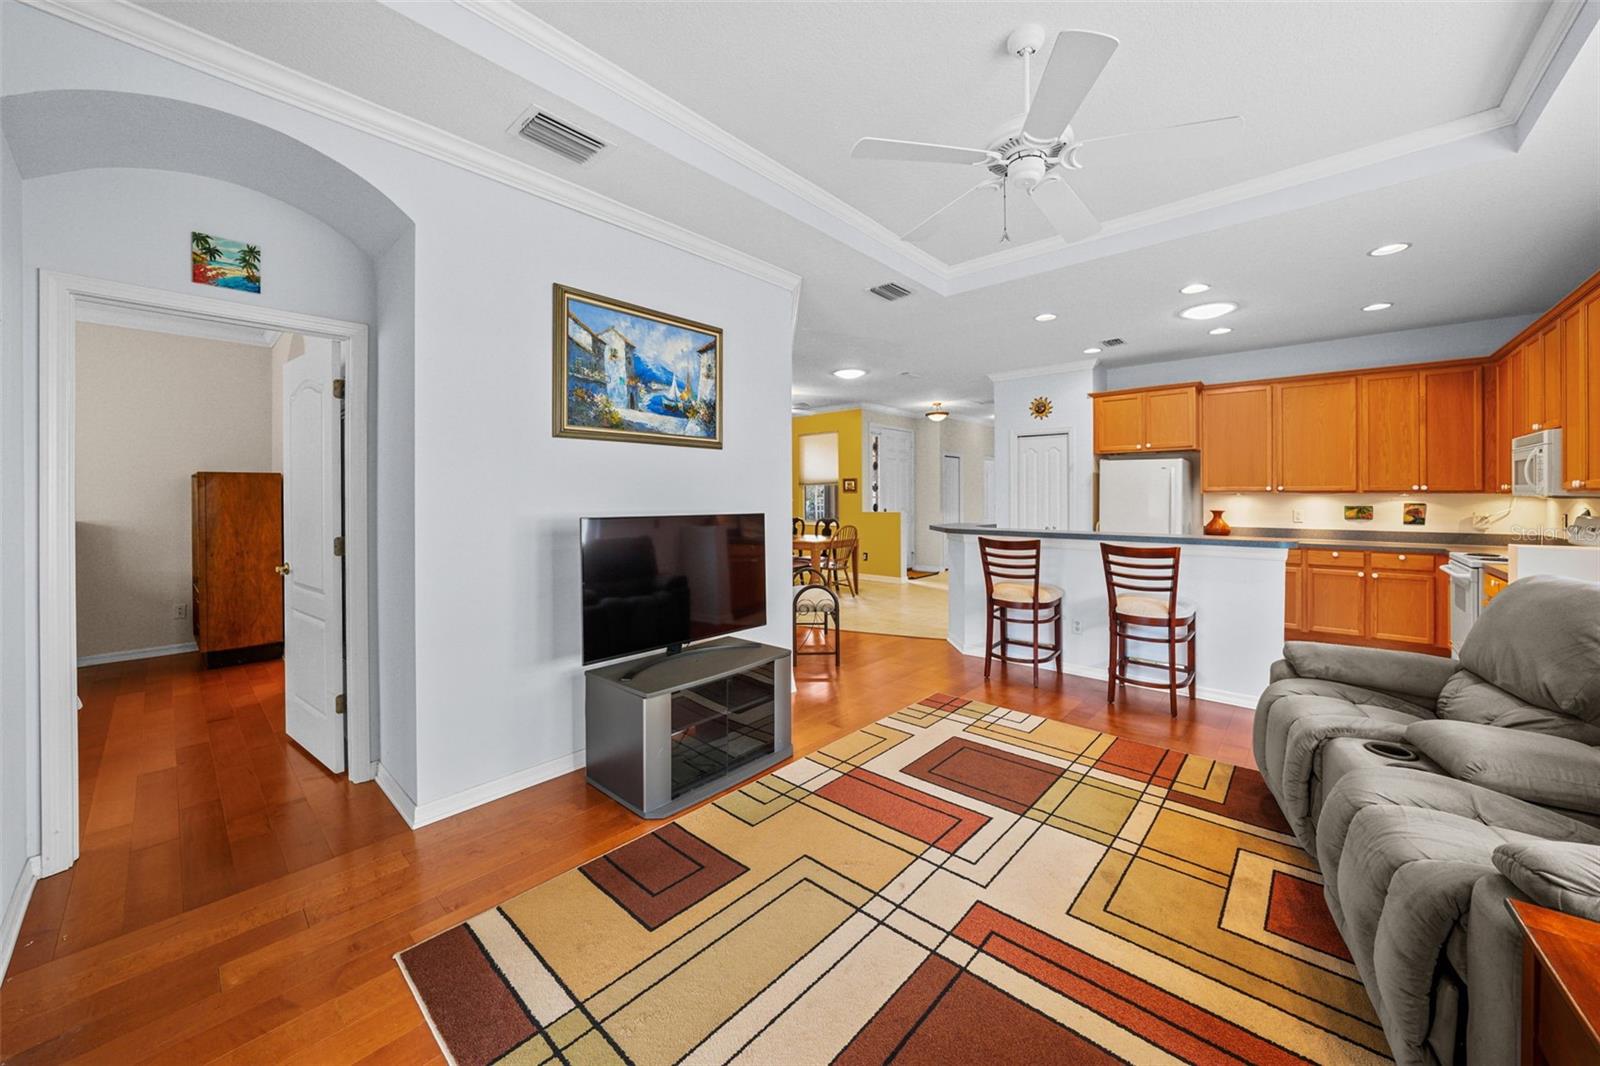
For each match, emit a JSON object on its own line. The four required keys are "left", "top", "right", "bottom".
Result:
{"left": 584, "top": 637, "right": 792, "bottom": 819}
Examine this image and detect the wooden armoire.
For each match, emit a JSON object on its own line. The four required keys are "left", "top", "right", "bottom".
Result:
{"left": 191, "top": 472, "right": 284, "bottom": 664}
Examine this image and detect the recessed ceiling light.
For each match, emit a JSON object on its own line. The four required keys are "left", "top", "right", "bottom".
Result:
{"left": 1362, "top": 302, "right": 1393, "bottom": 312}
{"left": 1368, "top": 243, "right": 1410, "bottom": 257}
{"left": 1208, "top": 326, "right": 1232, "bottom": 335}
{"left": 1034, "top": 313, "right": 1057, "bottom": 322}
{"left": 832, "top": 368, "right": 867, "bottom": 379}
{"left": 1178, "top": 301, "right": 1238, "bottom": 321}
{"left": 1083, "top": 347, "right": 1102, "bottom": 355}
{"left": 1180, "top": 282, "right": 1211, "bottom": 295}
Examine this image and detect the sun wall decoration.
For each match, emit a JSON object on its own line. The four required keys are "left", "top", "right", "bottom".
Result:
{"left": 1029, "top": 396, "right": 1053, "bottom": 420}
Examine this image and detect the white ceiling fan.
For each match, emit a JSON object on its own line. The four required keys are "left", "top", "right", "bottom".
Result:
{"left": 852, "top": 25, "right": 1243, "bottom": 246}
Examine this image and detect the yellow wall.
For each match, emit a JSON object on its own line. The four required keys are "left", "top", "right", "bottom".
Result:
{"left": 791, "top": 410, "right": 902, "bottom": 577}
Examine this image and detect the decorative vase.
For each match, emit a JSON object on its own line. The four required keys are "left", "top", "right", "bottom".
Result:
{"left": 1203, "top": 509, "right": 1231, "bottom": 536}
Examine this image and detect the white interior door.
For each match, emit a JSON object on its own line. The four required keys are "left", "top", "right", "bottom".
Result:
{"left": 282, "top": 338, "right": 346, "bottom": 773}
{"left": 1014, "top": 433, "right": 1071, "bottom": 531}
{"left": 872, "top": 425, "right": 915, "bottom": 570}
{"left": 940, "top": 455, "right": 962, "bottom": 524}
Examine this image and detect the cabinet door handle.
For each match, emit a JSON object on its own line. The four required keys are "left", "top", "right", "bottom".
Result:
{"left": 1277, "top": 485, "right": 1285, "bottom": 491}
{"left": 1411, "top": 484, "right": 1419, "bottom": 491}
{"left": 1420, "top": 484, "right": 1428, "bottom": 491}
{"left": 1371, "top": 572, "right": 1379, "bottom": 579}
{"left": 1398, "top": 554, "right": 1407, "bottom": 561}
{"left": 1331, "top": 551, "right": 1340, "bottom": 558}
{"left": 1359, "top": 571, "right": 1366, "bottom": 578}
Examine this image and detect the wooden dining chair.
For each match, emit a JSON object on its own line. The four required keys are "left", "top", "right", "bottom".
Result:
{"left": 792, "top": 517, "right": 806, "bottom": 537}
{"left": 1099, "top": 543, "right": 1196, "bottom": 717}
{"left": 978, "top": 537, "right": 1063, "bottom": 686}
{"left": 821, "top": 524, "right": 858, "bottom": 597}
{"left": 815, "top": 517, "right": 840, "bottom": 540}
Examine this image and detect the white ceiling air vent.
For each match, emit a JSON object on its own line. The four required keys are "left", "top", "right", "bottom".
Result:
{"left": 1100, "top": 337, "right": 1126, "bottom": 347}
{"left": 517, "top": 111, "right": 606, "bottom": 164}
{"left": 868, "top": 282, "right": 913, "bottom": 301}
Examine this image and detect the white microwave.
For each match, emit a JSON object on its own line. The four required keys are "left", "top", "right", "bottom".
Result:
{"left": 1511, "top": 428, "right": 1575, "bottom": 497}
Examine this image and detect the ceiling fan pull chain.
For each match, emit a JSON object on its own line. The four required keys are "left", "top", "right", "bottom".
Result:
{"left": 1000, "top": 178, "right": 1011, "bottom": 244}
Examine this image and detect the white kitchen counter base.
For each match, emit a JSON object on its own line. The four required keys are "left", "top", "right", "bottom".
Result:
{"left": 936, "top": 524, "right": 1291, "bottom": 708}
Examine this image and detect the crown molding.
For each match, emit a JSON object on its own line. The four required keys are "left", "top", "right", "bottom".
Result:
{"left": 409, "top": 0, "right": 1594, "bottom": 298}
{"left": 988, "top": 359, "right": 1100, "bottom": 383}
{"left": 20, "top": 0, "right": 801, "bottom": 294}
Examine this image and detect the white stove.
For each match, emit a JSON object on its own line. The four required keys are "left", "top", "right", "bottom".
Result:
{"left": 1440, "top": 551, "right": 1509, "bottom": 656}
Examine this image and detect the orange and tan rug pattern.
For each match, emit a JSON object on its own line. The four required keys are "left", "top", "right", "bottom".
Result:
{"left": 397, "top": 695, "right": 1389, "bottom": 1065}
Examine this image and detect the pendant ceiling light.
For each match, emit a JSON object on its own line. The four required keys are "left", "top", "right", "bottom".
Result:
{"left": 926, "top": 402, "right": 950, "bottom": 423}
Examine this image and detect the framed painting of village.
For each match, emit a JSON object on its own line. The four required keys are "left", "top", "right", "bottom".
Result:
{"left": 553, "top": 284, "right": 723, "bottom": 448}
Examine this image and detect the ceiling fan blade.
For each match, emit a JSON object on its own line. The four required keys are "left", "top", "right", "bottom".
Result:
{"left": 851, "top": 137, "right": 998, "bottom": 166}
{"left": 1028, "top": 178, "right": 1101, "bottom": 243}
{"left": 1074, "top": 115, "right": 1243, "bottom": 168}
{"left": 902, "top": 181, "right": 998, "bottom": 242}
{"left": 1022, "top": 30, "right": 1119, "bottom": 142}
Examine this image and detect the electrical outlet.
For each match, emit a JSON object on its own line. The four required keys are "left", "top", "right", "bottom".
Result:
{"left": 1070, "top": 619, "right": 1083, "bottom": 635}
{"left": 862, "top": 552, "right": 868, "bottom": 562}
{"left": 1291, "top": 509, "right": 1304, "bottom": 524}
{"left": 174, "top": 602, "right": 187, "bottom": 619}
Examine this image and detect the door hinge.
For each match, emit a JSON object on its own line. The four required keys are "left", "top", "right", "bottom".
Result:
{"left": 333, "top": 535, "right": 344, "bottom": 557}
{"left": 335, "top": 694, "right": 346, "bottom": 716}
{"left": 332, "top": 378, "right": 345, "bottom": 400}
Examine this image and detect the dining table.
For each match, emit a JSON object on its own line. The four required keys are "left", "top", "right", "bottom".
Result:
{"left": 793, "top": 533, "right": 858, "bottom": 595}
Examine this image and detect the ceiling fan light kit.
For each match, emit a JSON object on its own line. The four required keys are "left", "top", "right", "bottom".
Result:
{"left": 851, "top": 25, "right": 1242, "bottom": 249}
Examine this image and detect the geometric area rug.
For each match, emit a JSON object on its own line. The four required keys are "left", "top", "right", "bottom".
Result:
{"left": 397, "top": 694, "right": 1391, "bottom": 1065}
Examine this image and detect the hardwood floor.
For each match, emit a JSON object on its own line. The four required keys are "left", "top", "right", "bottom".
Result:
{"left": 2, "top": 636, "right": 1258, "bottom": 1063}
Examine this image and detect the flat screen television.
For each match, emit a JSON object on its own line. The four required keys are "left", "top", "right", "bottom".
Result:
{"left": 580, "top": 513, "right": 766, "bottom": 664}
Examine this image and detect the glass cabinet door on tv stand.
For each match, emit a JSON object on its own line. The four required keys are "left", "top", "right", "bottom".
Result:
{"left": 583, "top": 638, "right": 793, "bottom": 819}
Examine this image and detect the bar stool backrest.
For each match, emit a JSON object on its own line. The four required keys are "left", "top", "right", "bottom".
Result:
{"left": 978, "top": 537, "right": 1042, "bottom": 602}
{"left": 816, "top": 517, "right": 840, "bottom": 539}
{"left": 1100, "top": 543, "right": 1181, "bottom": 617}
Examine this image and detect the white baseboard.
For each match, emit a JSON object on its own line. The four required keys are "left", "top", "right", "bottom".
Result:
{"left": 1, "top": 856, "right": 41, "bottom": 977}
{"left": 948, "top": 639, "right": 1255, "bottom": 709}
{"left": 376, "top": 750, "right": 587, "bottom": 830}
{"left": 374, "top": 763, "right": 419, "bottom": 826}
{"left": 76, "top": 641, "right": 198, "bottom": 667}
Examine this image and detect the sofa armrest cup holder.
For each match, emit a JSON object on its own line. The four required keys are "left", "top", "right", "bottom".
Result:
{"left": 1363, "top": 739, "right": 1421, "bottom": 762}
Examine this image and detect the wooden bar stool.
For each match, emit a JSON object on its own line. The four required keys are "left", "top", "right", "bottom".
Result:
{"left": 1100, "top": 543, "right": 1196, "bottom": 716}
{"left": 979, "top": 537, "right": 1063, "bottom": 686}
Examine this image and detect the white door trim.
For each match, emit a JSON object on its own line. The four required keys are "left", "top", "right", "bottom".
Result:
{"left": 38, "top": 270, "right": 374, "bottom": 876}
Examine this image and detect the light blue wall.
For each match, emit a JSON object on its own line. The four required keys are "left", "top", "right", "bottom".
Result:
{"left": 1102, "top": 315, "right": 1534, "bottom": 390}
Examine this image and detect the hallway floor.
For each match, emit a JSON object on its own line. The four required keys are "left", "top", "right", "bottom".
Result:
{"left": 3, "top": 637, "right": 1256, "bottom": 1062}
{"left": 834, "top": 572, "right": 949, "bottom": 639}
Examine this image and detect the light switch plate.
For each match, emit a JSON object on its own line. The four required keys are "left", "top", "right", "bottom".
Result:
{"left": 1291, "top": 509, "right": 1304, "bottom": 524}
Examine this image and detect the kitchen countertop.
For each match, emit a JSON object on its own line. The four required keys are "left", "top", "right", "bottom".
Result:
{"left": 930, "top": 523, "right": 1296, "bottom": 549}
{"left": 1281, "top": 538, "right": 1506, "bottom": 555}
{"left": 1483, "top": 562, "right": 1510, "bottom": 581}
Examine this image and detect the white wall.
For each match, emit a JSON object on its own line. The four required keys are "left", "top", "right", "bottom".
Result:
{"left": 1102, "top": 315, "right": 1534, "bottom": 390}
{"left": 74, "top": 323, "right": 275, "bottom": 659}
{"left": 1, "top": 110, "right": 33, "bottom": 943}
{"left": 5, "top": 5, "right": 799, "bottom": 828}
{"left": 991, "top": 362, "right": 1105, "bottom": 532}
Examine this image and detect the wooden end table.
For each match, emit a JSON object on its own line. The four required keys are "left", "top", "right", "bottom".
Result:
{"left": 1508, "top": 898, "right": 1600, "bottom": 1065}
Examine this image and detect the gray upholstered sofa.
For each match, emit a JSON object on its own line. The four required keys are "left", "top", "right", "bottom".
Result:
{"left": 1252, "top": 575, "right": 1600, "bottom": 1066}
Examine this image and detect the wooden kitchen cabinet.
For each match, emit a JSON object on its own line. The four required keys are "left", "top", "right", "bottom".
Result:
{"left": 1562, "top": 302, "right": 1586, "bottom": 490}
{"left": 1583, "top": 291, "right": 1600, "bottom": 490}
{"left": 1488, "top": 355, "right": 1514, "bottom": 493}
{"left": 1421, "top": 365, "right": 1483, "bottom": 492}
{"left": 1200, "top": 384, "right": 1274, "bottom": 491}
{"left": 1092, "top": 384, "right": 1199, "bottom": 454}
{"left": 1275, "top": 377, "right": 1359, "bottom": 491}
{"left": 1284, "top": 549, "right": 1304, "bottom": 633}
{"left": 1092, "top": 392, "right": 1145, "bottom": 454}
{"left": 1306, "top": 562, "right": 1366, "bottom": 638}
{"left": 1368, "top": 553, "right": 1435, "bottom": 645}
{"left": 1358, "top": 371, "right": 1421, "bottom": 492}
{"left": 1143, "top": 386, "right": 1200, "bottom": 450}
{"left": 1541, "top": 321, "right": 1565, "bottom": 429}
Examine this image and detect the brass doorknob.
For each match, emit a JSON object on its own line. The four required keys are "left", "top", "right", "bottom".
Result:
{"left": 275, "top": 562, "right": 292, "bottom": 575}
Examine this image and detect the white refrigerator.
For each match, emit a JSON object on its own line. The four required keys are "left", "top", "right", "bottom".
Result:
{"left": 1097, "top": 457, "right": 1199, "bottom": 535}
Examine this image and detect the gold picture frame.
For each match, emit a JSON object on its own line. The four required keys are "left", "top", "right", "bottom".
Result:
{"left": 552, "top": 284, "right": 723, "bottom": 448}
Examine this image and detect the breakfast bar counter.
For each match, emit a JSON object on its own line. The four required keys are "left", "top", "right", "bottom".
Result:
{"left": 932, "top": 524, "right": 1293, "bottom": 708}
